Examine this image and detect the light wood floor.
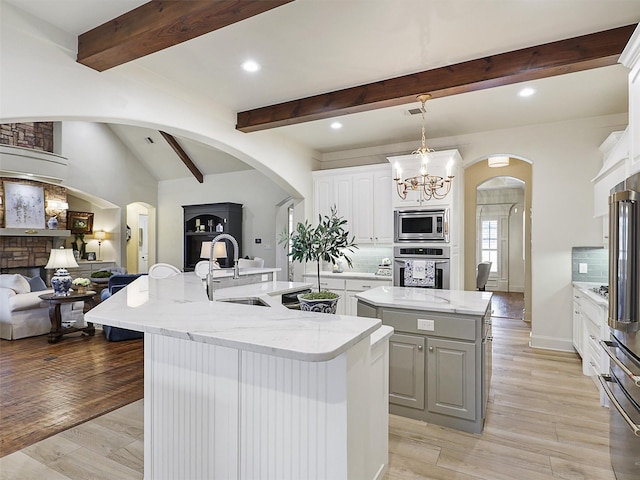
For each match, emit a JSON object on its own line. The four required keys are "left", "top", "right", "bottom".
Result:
{"left": 0, "top": 293, "right": 614, "bottom": 479}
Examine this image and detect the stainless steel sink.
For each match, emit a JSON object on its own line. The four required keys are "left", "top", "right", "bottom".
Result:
{"left": 217, "top": 297, "right": 271, "bottom": 307}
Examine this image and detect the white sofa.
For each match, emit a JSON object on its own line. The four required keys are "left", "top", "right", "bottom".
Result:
{"left": 0, "top": 274, "right": 80, "bottom": 340}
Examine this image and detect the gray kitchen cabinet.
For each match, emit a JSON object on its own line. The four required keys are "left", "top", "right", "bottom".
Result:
{"left": 357, "top": 299, "right": 489, "bottom": 433}
{"left": 426, "top": 337, "right": 475, "bottom": 421}
{"left": 389, "top": 334, "right": 425, "bottom": 410}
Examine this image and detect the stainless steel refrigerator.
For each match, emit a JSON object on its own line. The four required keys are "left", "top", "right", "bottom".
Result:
{"left": 600, "top": 171, "right": 640, "bottom": 479}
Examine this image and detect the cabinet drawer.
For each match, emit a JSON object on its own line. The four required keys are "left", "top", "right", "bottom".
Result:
{"left": 381, "top": 308, "right": 477, "bottom": 341}
{"left": 303, "top": 275, "right": 344, "bottom": 291}
{"left": 346, "top": 278, "right": 391, "bottom": 291}
{"left": 581, "top": 296, "right": 602, "bottom": 329}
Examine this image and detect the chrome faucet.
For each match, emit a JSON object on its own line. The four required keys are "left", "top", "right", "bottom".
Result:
{"left": 207, "top": 233, "right": 239, "bottom": 298}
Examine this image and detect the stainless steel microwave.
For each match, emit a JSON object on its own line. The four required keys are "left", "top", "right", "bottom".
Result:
{"left": 394, "top": 208, "right": 449, "bottom": 242}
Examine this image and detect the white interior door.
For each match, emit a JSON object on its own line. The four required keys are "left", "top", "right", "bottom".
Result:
{"left": 138, "top": 214, "right": 149, "bottom": 273}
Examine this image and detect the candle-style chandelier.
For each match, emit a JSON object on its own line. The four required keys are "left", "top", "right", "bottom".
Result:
{"left": 393, "top": 94, "right": 454, "bottom": 201}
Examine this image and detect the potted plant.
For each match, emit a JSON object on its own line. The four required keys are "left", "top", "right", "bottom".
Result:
{"left": 72, "top": 277, "right": 91, "bottom": 294}
{"left": 280, "top": 207, "right": 357, "bottom": 314}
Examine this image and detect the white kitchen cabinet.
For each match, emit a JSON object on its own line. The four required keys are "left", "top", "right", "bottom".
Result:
{"left": 572, "top": 286, "right": 609, "bottom": 406}
{"left": 592, "top": 130, "right": 629, "bottom": 218}
{"left": 352, "top": 166, "right": 393, "bottom": 244}
{"left": 313, "top": 164, "right": 392, "bottom": 246}
{"left": 572, "top": 292, "right": 584, "bottom": 356}
{"left": 620, "top": 24, "right": 640, "bottom": 175}
{"left": 313, "top": 172, "right": 352, "bottom": 226}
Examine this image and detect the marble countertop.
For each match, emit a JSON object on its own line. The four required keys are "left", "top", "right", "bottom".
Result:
{"left": 86, "top": 273, "right": 381, "bottom": 362}
{"left": 572, "top": 281, "right": 609, "bottom": 308}
{"left": 303, "top": 271, "right": 393, "bottom": 280}
{"left": 356, "top": 286, "right": 493, "bottom": 316}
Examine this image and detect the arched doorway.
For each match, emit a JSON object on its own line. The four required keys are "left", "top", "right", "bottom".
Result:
{"left": 464, "top": 157, "right": 532, "bottom": 322}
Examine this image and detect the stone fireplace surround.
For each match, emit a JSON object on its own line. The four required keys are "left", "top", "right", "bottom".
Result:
{"left": 0, "top": 178, "right": 69, "bottom": 282}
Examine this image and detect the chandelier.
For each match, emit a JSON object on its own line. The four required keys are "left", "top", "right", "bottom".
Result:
{"left": 393, "top": 94, "right": 454, "bottom": 201}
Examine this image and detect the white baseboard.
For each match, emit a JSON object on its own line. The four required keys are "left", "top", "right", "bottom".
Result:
{"left": 529, "top": 334, "right": 575, "bottom": 352}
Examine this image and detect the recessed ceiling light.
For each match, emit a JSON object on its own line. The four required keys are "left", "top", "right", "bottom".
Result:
{"left": 242, "top": 60, "right": 260, "bottom": 73}
{"left": 518, "top": 87, "right": 536, "bottom": 97}
{"left": 330, "top": 122, "right": 343, "bottom": 130}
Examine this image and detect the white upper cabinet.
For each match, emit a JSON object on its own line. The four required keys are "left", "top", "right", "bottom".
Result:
{"left": 352, "top": 165, "right": 393, "bottom": 244}
{"left": 620, "top": 24, "right": 640, "bottom": 175}
{"left": 313, "top": 164, "right": 393, "bottom": 246}
{"left": 593, "top": 130, "right": 629, "bottom": 218}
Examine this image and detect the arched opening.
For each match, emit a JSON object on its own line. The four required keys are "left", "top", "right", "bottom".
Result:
{"left": 126, "top": 202, "right": 156, "bottom": 274}
{"left": 464, "top": 157, "right": 532, "bottom": 322}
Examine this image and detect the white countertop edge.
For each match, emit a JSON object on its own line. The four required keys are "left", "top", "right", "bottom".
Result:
{"left": 572, "top": 282, "right": 609, "bottom": 307}
{"left": 355, "top": 286, "right": 492, "bottom": 316}
{"left": 90, "top": 309, "right": 382, "bottom": 362}
{"left": 371, "top": 325, "right": 394, "bottom": 348}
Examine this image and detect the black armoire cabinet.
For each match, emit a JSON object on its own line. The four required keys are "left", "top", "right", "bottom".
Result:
{"left": 183, "top": 203, "right": 242, "bottom": 271}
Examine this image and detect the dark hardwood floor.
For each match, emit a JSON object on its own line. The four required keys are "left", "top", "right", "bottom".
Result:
{"left": 0, "top": 332, "right": 144, "bottom": 457}
{"left": 490, "top": 291, "right": 524, "bottom": 320}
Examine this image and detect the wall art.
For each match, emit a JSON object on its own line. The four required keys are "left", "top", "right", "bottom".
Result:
{"left": 3, "top": 182, "right": 45, "bottom": 229}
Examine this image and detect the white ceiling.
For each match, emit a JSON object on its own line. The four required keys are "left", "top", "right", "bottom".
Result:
{"left": 5, "top": 0, "right": 640, "bottom": 180}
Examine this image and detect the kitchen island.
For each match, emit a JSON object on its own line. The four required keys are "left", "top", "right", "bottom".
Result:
{"left": 86, "top": 273, "right": 392, "bottom": 480}
{"left": 356, "top": 286, "right": 492, "bottom": 434}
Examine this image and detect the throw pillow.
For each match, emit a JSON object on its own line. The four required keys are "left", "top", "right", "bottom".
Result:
{"left": 0, "top": 274, "right": 31, "bottom": 294}
{"left": 27, "top": 276, "right": 48, "bottom": 292}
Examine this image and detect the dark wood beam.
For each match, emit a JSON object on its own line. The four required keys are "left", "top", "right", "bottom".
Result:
{"left": 160, "top": 131, "right": 204, "bottom": 183}
{"left": 78, "top": 0, "right": 294, "bottom": 71}
{"left": 236, "top": 24, "right": 637, "bottom": 133}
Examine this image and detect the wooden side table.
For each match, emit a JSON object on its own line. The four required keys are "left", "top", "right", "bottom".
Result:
{"left": 38, "top": 291, "right": 98, "bottom": 343}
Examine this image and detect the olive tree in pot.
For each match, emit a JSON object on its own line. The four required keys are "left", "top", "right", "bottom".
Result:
{"left": 280, "top": 207, "right": 357, "bottom": 314}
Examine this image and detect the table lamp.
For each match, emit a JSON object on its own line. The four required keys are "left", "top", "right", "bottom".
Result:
{"left": 94, "top": 230, "right": 106, "bottom": 260}
{"left": 200, "top": 241, "right": 227, "bottom": 267}
{"left": 45, "top": 247, "right": 79, "bottom": 296}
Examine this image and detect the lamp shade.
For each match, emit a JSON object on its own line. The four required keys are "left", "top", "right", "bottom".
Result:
{"left": 200, "top": 241, "right": 227, "bottom": 259}
{"left": 94, "top": 230, "right": 106, "bottom": 241}
{"left": 488, "top": 156, "right": 510, "bottom": 168}
{"left": 45, "top": 247, "right": 79, "bottom": 269}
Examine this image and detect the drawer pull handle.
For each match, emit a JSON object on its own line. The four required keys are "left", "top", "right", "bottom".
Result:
{"left": 428, "top": 346, "right": 433, "bottom": 352}
{"left": 361, "top": 285, "right": 371, "bottom": 288}
{"left": 418, "top": 345, "right": 423, "bottom": 351}
{"left": 590, "top": 334, "right": 597, "bottom": 341}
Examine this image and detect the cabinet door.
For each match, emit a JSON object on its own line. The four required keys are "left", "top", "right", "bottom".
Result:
{"left": 313, "top": 176, "right": 333, "bottom": 220}
{"left": 426, "top": 337, "right": 476, "bottom": 421}
{"left": 373, "top": 168, "right": 393, "bottom": 243}
{"left": 389, "top": 333, "right": 425, "bottom": 410}
{"left": 333, "top": 174, "right": 353, "bottom": 232}
{"left": 352, "top": 173, "right": 374, "bottom": 244}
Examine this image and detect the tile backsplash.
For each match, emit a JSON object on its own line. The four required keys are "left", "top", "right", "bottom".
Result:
{"left": 572, "top": 246, "right": 608, "bottom": 283}
{"left": 322, "top": 245, "right": 393, "bottom": 274}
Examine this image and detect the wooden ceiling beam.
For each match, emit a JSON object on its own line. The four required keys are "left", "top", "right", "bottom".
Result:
{"left": 236, "top": 24, "right": 637, "bottom": 133}
{"left": 78, "top": 0, "right": 294, "bottom": 72}
{"left": 160, "top": 131, "right": 204, "bottom": 183}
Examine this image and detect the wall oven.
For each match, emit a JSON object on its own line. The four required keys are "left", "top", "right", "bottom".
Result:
{"left": 393, "top": 246, "right": 450, "bottom": 289}
{"left": 598, "top": 172, "right": 640, "bottom": 480}
{"left": 394, "top": 208, "right": 449, "bottom": 242}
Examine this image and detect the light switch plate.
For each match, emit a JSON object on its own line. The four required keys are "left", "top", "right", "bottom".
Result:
{"left": 417, "top": 318, "right": 434, "bottom": 331}
{"left": 579, "top": 263, "right": 588, "bottom": 274}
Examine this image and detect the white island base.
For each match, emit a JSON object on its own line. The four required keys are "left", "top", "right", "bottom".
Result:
{"left": 145, "top": 333, "right": 388, "bottom": 480}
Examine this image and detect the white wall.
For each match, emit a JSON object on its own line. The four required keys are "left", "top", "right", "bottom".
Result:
{"left": 320, "top": 113, "right": 627, "bottom": 352}
{"left": 0, "top": 2, "right": 315, "bottom": 205}
{"left": 158, "top": 170, "right": 290, "bottom": 269}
